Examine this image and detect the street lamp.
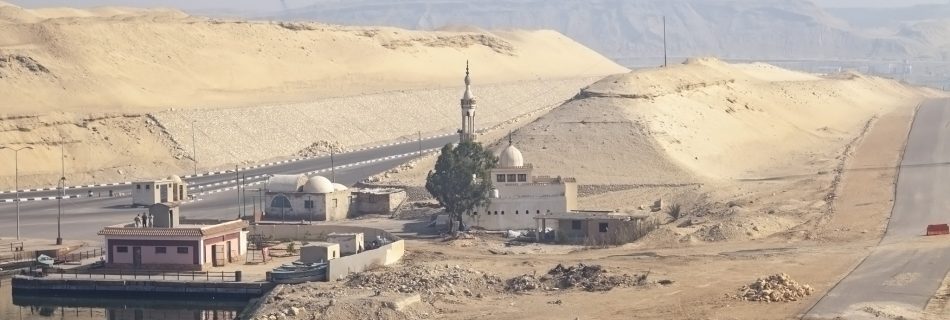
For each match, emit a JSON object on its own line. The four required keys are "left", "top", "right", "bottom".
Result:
{"left": 57, "top": 143, "right": 66, "bottom": 245}
{"left": 1, "top": 145, "right": 34, "bottom": 240}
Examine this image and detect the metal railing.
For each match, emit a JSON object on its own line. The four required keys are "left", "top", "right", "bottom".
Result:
{"left": 53, "top": 269, "right": 241, "bottom": 282}
{"left": 0, "top": 241, "right": 25, "bottom": 253}
{"left": 60, "top": 248, "right": 105, "bottom": 264}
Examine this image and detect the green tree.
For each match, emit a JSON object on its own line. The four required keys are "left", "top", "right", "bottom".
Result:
{"left": 426, "top": 140, "right": 497, "bottom": 227}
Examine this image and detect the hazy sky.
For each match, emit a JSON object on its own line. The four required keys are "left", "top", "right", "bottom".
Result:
{"left": 10, "top": 0, "right": 950, "bottom": 13}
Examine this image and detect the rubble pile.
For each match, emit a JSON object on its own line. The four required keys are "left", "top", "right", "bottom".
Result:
{"left": 346, "top": 264, "right": 503, "bottom": 298}
{"left": 506, "top": 263, "right": 646, "bottom": 292}
{"left": 737, "top": 273, "right": 814, "bottom": 302}
{"left": 296, "top": 140, "right": 347, "bottom": 158}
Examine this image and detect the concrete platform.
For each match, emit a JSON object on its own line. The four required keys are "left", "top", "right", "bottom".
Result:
{"left": 11, "top": 275, "right": 275, "bottom": 298}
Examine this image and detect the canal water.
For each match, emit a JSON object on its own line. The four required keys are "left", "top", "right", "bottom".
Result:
{"left": 0, "top": 278, "right": 247, "bottom": 320}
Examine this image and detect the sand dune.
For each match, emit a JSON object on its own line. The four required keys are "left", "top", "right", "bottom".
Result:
{"left": 0, "top": 1, "right": 626, "bottom": 114}
{"left": 512, "top": 58, "right": 942, "bottom": 185}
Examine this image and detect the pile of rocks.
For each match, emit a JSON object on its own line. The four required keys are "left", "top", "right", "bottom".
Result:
{"left": 296, "top": 140, "right": 346, "bottom": 158}
{"left": 506, "top": 263, "right": 646, "bottom": 293}
{"left": 346, "top": 264, "right": 503, "bottom": 298}
{"left": 737, "top": 273, "right": 814, "bottom": 302}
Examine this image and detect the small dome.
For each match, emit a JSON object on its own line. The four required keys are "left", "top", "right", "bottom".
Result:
{"left": 166, "top": 175, "right": 183, "bottom": 184}
{"left": 332, "top": 183, "right": 348, "bottom": 192}
{"left": 498, "top": 144, "right": 524, "bottom": 167}
{"left": 303, "top": 176, "right": 335, "bottom": 194}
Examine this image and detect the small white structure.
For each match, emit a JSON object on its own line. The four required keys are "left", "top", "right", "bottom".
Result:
{"left": 300, "top": 242, "right": 340, "bottom": 263}
{"left": 327, "top": 232, "right": 365, "bottom": 255}
{"left": 264, "top": 174, "right": 351, "bottom": 221}
{"left": 132, "top": 175, "right": 187, "bottom": 207}
{"left": 462, "top": 140, "right": 578, "bottom": 230}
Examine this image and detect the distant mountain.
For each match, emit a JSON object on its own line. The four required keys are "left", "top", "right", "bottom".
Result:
{"left": 277, "top": 0, "right": 950, "bottom": 64}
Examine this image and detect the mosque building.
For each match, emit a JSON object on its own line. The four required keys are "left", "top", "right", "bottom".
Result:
{"left": 455, "top": 63, "right": 579, "bottom": 230}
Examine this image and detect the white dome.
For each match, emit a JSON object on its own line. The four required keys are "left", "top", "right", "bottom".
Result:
{"left": 303, "top": 176, "right": 335, "bottom": 194}
{"left": 498, "top": 144, "right": 524, "bottom": 167}
{"left": 332, "top": 183, "right": 348, "bottom": 192}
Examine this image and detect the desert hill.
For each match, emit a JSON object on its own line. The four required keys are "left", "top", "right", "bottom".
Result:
{"left": 0, "top": 1, "right": 626, "bottom": 114}
{"left": 515, "top": 58, "right": 939, "bottom": 184}
{"left": 376, "top": 58, "right": 945, "bottom": 242}
{"left": 0, "top": 2, "right": 626, "bottom": 189}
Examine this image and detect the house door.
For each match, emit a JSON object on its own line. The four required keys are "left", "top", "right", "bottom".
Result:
{"left": 159, "top": 185, "right": 168, "bottom": 203}
{"left": 212, "top": 244, "right": 226, "bottom": 267}
{"left": 132, "top": 247, "right": 142, "bottom": 267}
{"left": 226, "top": 241, "right": 232, "bottom": 263}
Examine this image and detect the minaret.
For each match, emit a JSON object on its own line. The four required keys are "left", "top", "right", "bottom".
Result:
{"left": 459, "top": 61, "right": 477, "bottom": 142}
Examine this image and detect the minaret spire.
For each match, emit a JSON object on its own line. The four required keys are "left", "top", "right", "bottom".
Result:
{"left": 459, "top": 61, "right": 477, "bottom": 143}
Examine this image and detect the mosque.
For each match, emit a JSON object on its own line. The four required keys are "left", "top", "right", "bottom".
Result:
{"left": 455, "top": 63, "right": 579, "bottom": 230}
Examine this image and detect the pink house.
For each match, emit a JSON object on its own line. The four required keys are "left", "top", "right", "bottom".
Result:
{"left": 99, "top": 204, "right": 248, "bottom": 270}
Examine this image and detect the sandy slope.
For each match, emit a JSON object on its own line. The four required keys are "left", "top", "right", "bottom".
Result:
{"left": 0, "top": 1, "right": 626, "bottom": 114}
{"left": 377, "top": 58, "right": 945, "bottom": 244}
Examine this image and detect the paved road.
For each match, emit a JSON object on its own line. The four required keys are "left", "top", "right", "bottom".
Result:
{"left": 806, "top": 99, "right": 950, "bottom": 319}
{"left": 0, "top": 137, "right": 451, "bottom": 241}
{"left": 0, "top": 133, "right": 456, "bottom": 202}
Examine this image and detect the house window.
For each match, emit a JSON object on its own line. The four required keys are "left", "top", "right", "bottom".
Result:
{"left": 332, "top": 199, "right": 338, "bottom": 208}
{"left": 145, "top": 185, "right": 150, "bottom": 189}
{"left": 116, "top": 246, "right": 128, "bottom": 253}
{"left": 501, "top": 211, "right": 505, "bottom": 215}
{"left": 473, "top": 211, "right": 478, "bottom": 215}
{"left": 136, "top": 184, "right": 141, "bottom": 189}
{"left": 304, "top": 200, "right": 314, "bottom": 209}
{"left": 177, "top": 247, "right": 189, "bottom": 254}
{"left": 497, "top": 174, "right": 505, "bottom": 182}
{"left": 507, "top": 174, "right": 517, "bottom": 182}
{"left": 494, "top": 211, "right": 498, "bottom": 215}
{"left": 515, "top": 211, "right": 519, "bottom": 214}
{"left": 599, "top": 223, "right": 609, "bottom": 233}
{"left": 518, "top": 174, "right": 527, "bottom": 182}
{"left": 572, "top": 220, "right": 582, "bottom": 230}
{"left": 155, "top": 247, "right": 167, "bottom": 254}
{"left": 536, "top": 210, "right": 541, "bottom": 214}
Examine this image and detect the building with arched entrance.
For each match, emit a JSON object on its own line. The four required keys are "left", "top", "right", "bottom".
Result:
{"left": 263, "top": 174, "right": 351, "bottom": 221}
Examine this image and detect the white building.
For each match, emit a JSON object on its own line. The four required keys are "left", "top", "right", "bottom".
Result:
{"left": 463, "top": 141, "right": 578, "bottom": 230}
{"left": 132, "top": 175, "right": 187, "bottom": 207}
{"left": 264, "top": 174, "right": 351, "bottom": 221}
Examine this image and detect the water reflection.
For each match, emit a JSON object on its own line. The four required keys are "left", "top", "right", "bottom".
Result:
{"left": 2, "top": 279, "right": 245, "bottom": 320}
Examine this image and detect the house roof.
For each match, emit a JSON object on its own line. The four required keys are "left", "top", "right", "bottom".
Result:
{"left": 99, "top": 220, "right": 247, "bottom": 238}
{"left": 266, "top": 174, "right": 306, "bottom": 193}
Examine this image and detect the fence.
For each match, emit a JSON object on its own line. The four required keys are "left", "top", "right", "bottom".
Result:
{"left": 51, "top": 269, "right": 241, "bottom": 282}
{"left": 60, "top": 248, "right": 105, "bottom": 264}
{"left": 0, "top": 241, "right": 25, "bottom": 253}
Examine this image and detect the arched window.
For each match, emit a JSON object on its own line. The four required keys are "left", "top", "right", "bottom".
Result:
{"left": 536, "top": 210, "right": 541, "bottom": 214}
{"left": 515, "top": 211, "right": 519, "bottom": 215}
{"left": 270, "top": 195, "right": 292, "bottom": 208}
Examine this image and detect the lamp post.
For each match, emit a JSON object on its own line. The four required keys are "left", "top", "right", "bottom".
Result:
{"left": 1, "top": 145, "right": 34, "bottom": 240}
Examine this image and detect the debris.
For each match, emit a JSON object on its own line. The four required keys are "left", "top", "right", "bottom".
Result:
{"left": 737, "top": 273, "right": 814, "bottom": 302}
{"left": 506, "top": 263, "right": 647, "bottom": 292}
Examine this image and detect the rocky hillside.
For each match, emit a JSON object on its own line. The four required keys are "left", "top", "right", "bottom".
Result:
{"left": 280, "top": 0, "right": 950, "bottom": 64}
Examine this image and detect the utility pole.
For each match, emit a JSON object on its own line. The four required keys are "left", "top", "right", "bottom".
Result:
{"left": 192, "top": 120, "right": 198, "bottom": 177}
{"left": 57, "top": 143, "right": 65, "bottom": 245}
{"left": 2, "top": 146, "right": 34, "bottom": 240}
{"left": 663, "top": 15, "right": 668, "bottom": 68}
{"left": 235, "top": 165, "right": 240, "bottom": 219}
{"left": 330, "top": 149, "right": 336, "bottom": 183}
{"left": 241, "top": 173, "right": 247, "bottom": 218}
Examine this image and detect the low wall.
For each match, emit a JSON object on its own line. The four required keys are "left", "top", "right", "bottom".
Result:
{"left": 11, "top": 276, "right": 273, "bottom": 298}
{"left": 248, "top": 224, "right": 401, "bottom": 242}
{"left": 327, "top": 240, "right": 404, "bottom": 281}
{"left": 248, "top": 224, "right": 405, "bottom": 281}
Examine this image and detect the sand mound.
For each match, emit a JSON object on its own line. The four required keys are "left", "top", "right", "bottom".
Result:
{"left": 737, "top": 273, "right": 814, "bottom": 302}
{"left": 0, "top": 6, "right": 626, "bottom": 114}
{"left": 512, "top": 58, "right": 940, "bottom": 185}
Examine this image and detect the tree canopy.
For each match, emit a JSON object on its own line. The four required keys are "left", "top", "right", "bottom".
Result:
{"left": 425, "top": 140, "right": 497, "bottom": 223}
